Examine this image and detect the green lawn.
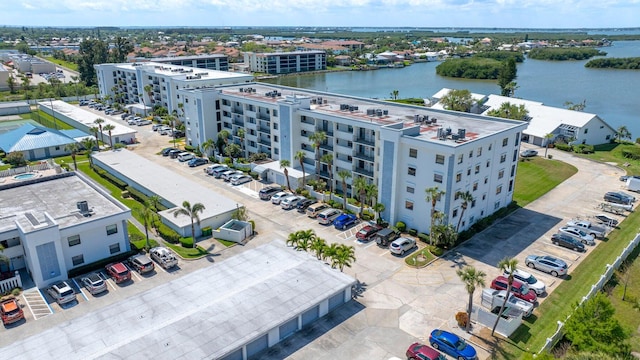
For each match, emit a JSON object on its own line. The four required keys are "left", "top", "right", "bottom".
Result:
{"left": 576, "top": 142, "right": 640, "bottom": 175}
{"left": 42, "top": 56, "right": 79, "bottom": 72}
{"left": 28, "top": 110, "right": 75, "bottom": 130}
{"left": 513, "top": 157, "right": 578, "bottom": 207}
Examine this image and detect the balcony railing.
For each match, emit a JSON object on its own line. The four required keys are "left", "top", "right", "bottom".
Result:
{"left": 353, "top": 167, "right": 374, "bottom": 178}
{"left": 231, "top": 107, "right": 244, "bottom": 115}
{"left": 354, "top": 137, "right": 375, "bottom": 146}
{"left": 257, "top": 113, "right": 270, "bottom": 121}
{"left": 258, "top": 126, "right": 271, "bottom": 134}
{"left": 320, "top": 143, "right": 333, "bottom": 151}
{"left": 353, "top": 151, "right": 375, "bottom": 162}
{"left": 258, "top": 138, "right": 271, "bottom": 146}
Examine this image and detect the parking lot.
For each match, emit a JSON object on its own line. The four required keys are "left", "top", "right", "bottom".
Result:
{"left": 2, "top": 103, "right": 631, "bottom": 359}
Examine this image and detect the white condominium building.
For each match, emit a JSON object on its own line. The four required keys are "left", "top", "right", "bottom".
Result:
{"left": 243, "top": 51, "right": 326, "bottom": 74}
{"left": 178, "top": 83, "right": 527, "bottom": 234}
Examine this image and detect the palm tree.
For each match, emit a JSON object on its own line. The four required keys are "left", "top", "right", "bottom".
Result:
{"left": 236, "top": 128, "right": 246, "bottom": 155}
{"left": 544, "top": 133, "right": 554, "bottom": 158}
{"left": 135, "top": 202, "right": 156, "bottom": 250}
{"left": 425, "top": 186, "right": 446, "bottom": 246}
{"left": 218, "top": 130, "right": 230, "bottom": 156}
{"left": 390, "top": 89, "right": 399, "bottom": 100}
{"left": 89, "top": 126, "right": 100, "bottom": 151}
{"left": 309, "top": 237, "right": 326, "bottom": 260}
{"left": 365, "top": 183, "right": 378, "bottom": 207}
{"left": 173, "top": 201, "right": 206, "bottom": 249}
{"left": 295, "top": 150, "right": 307, "bottom": 188}
{"left": 280, "top": 159, "right": 292, "bottom": 192}
{"left": 492, "top": 257, "right": 519, "bottom": 336}
{"left": 373, "top": 202, "right": 386, "bottom": 224}
{"left": 64, "top": 142, "right": 80, "bottom": 170}
{"left": 456, "top": 191, "right": 475, "bottom": 232}
{"left": 457, "top": 266, "right": 487, "bottom": 332}
{"left": 321, "top": 153, "right": 334, "bottom": 193}
{"left": 322, "top": 242, "right": 339, "bottom": 262}
{"left": 296, "top": 229, "right": 315, "bottom": 252}
{"left": 93, "top": 118, "right": 105, "bottom": 145}
{"left": 309, "top": 131, "right": 327, "bottom": 176}
{"left": 616, "top": 125, "right": 632, "bottom": 142}
{"left": 103, "top": 124, "right": 115, "bottom": 149}
{"left": 337, "top": 170, "right": 352, "bottom": 210}
{"left": 200, "top": 138, "right": 216, "bottom": 157}
{"left": 352, "top": 176, "right": 368, "bottom": 218}
{"left": 80, "top": 137, "right": 95, "bottom": 166}
{"left": 331, "top": 244, "right": 356, "bottom": 271}
{"left": 286, "top": 231, "right": 299, "bottom": 248}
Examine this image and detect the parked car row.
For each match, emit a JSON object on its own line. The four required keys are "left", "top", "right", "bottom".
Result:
{"left": 203, "top": 163, "right": 253, "bottom": 186}
{"left": 405, "top": 329, "right": 477, "bottom": 360}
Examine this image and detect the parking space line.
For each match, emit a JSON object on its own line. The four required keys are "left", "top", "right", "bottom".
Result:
{"left": 130, "top": 269, "right": 143, "bottom": 282}
{"left": 71, "top": 278, "right": 89, "bottom": 302}
{"left": 154, "top": 263, "right": 167, "bottom": 273}
{"left": 100, "top": 271, "right": 117, "bottom": 291}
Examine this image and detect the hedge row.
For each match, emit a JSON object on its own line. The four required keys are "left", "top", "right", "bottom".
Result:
{"left": 157, "top": 222, "right": 181, "bottom": 243}
{"left": 92, "top": 166, "right": 128, "bottom": 189}
{"left": 124, "top": 186, "right": 167, "bottom": 211}
{"left": 68, "top": 250, "right": 137, "bottom": 278}
{"left": 622, "top": 148, "right": 640, "bottom": 160}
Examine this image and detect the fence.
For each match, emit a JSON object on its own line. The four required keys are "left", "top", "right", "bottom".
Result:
{"left": 539, "top": 232, "right": 640, "bottom": 354}
{"left": 0, "top": 271, "right": 22, "bottom": 293}
{"left": 0, "top": 161, "right": 52, "bottom": 178}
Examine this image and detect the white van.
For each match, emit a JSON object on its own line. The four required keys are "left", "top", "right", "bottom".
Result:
{"left": 177, "top": 152, "right": 194, "bottom": 162}
{"left": 317, "top": 208, "right": 342, "bottom": 225}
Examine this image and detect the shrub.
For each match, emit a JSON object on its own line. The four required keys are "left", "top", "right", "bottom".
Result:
{"left": 429, "top": 245, "right": 445, "bottom": 256}
{"left": 248, "top": 220, "right": 256, "bottom": 233}
{"left": 622, "top": 148, "right": 640, "bottom": 160}
{"left": 180, "top": 237, "right": 194, "bottom": 248}
{"left": 6, "top": 152, "right": 27, "bottom": 167}
{"left": 249, "top": 171, "right": 259, "bottom": 179}
{"left": 347, "top": 197, "right": 358, "bottom": 205}
{"left": 573, "top": 144, "right": 594, "bottom": 154}
{"left": 408, "top": 228, "right": 418, "bottom": 236}
{"left": 418, "top": 233, "right": 430, "bottom": 243}
{"left": 554, "top": 143, "right": 572, "bottom": 152}
{"left": 395, "top": 221, "right": 406, "bottom": 232}
{"left": 298, "top": 189, "right": 310, "bottom": 197}
{"left": 635, "top": 138, "right": 640, "bottom": 144}
{"left": 184, "top": 145, "right": 196, "bottom": 152}
{"left": 157, "top": 223, "right": 180, "bottom": 243}
{"left": 68, "top": 250, "right": 137, "bottom": 278}
{"left": 11, "top": 288, "right": 21, "bottom": 296}
{"left": 60, "top": 163, "right": 71, "bottom": 171}
{"left": 455, "top": 312, "right": 468, "bottom": 327}
{"left": 93, "top": 166, "right": 128, "bottom": 189}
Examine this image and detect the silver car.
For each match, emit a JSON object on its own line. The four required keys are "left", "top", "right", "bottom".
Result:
{"left": 558, "top": 226, "right": 595, "bottom": 245}
{"left": 81, "top": 273, "right": 107, "bottom": 295}
{"left": 389, "top": 237, "right": 416, "bottom": 255}
{"left": 525, "top": 255, "right": 568, "bottom": 277}
{"left": 47, "top": 281, "right": 76, "bottom": 305}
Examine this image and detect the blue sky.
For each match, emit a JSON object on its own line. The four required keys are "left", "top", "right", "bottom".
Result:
{"left": 5, "top": 0, "right": 640, "bottom": 28}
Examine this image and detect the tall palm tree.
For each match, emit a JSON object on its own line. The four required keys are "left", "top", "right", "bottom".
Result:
{"left": 309, "top": 131, "right": 327, "bottom": 176}
{"left": 457, "top": 266, "right": 487, "bottom": 332}
{"left": 337, "top": 170, "right": 352, "bottom": 210}
{"left": 236, "top": 128, "right": 246, "bottom": 156}
{"left": 93, "top": 118, "right": 105, "bottom": 145}
{"left": 544, "top": 133, "right": 554, "bottom": 158}
{"left": 331, "top": 244, "right": 356, "bottom": 271}
{"left": 218, "top": 130, "right": 230, "bottom": 156}
{"left": 103, "top": 124, "right": 115, "bottom": 149}
{"left": 309, "top": 237, "right": 326, "bottom": 260}
{"left": 295, "top": 150, "right": 307, "bottom": 188}
{"left": 173, "top": 201, "right": 206, "bottom": 249}
{"left": 425, "top": 187, "right": 446, "bottom": 246}
{"left": 80, "top": 137, "right": 95, "bottom": 166}
{"left": 321, "top": 153, "right": 334, "bottom": 193}
{"left": 456, "top": 191, "right": 475, "bottom": 232}
{"left": 280, "top": 159, "right": 292, "bottom": 192}
{"left": 492, "top": 257, "right": 519, "bottom": 336}
{"left": 200, "top": 138, "right": 216, "bottom": 157}
{"left": 89, "top": 126, "right": 100, "bottom": 151}
{"left": 352, "top": 176, "right": 368, "bottom": 218}
{"left": 64, "top": 142, "right": 80, "bottom": 170}
{"left": 365, "top": 183, "right": 378, "bottom": 207}
{"left": 135, "top": 201, "right": 156, "bottom": 250}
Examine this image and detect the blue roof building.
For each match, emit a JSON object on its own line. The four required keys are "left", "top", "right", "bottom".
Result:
{"left": 0, "top": 124, "right": 79, "bottom": 160}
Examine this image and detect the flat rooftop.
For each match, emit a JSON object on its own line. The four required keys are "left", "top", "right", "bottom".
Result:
{"left": 219, "top": 83, "right": 523, "bottom": 143}
{"left": 150, "top": 54, "right": 227, "bottom": 62}
{"left": 0, "top": 172, "right": 127, "bottom": 233}
{"left": 92, "top": 149, "right": 239, "bottom": 227}
{"left": 0, "top": 242, "right": 356, "bottom": 359}
{"left": 39, "top": 100, "right": 137, "bottom": 137}
{"left": 116, "top": 62, "right": 252, "bottom": 82}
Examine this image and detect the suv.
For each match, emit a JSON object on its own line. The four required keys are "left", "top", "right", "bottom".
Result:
{"left": 551, "top": 233, "right": 586, "bottom": 252}
{"left": 296, "top": 198, "right": 317, "bottom": 212}
{"left": 356, "top": 224, "right": 383, "bottom": 242}
{"left": 81, "top": 273, "right": 108, "bottom": 295}
{"left": 128, "top": 254, "right": 155, "bottom": 274}
{"left": 490, "top": 276, "right": 537, "bottom": 303}
{"left": 105, "top": 262, "right": 132, "bottom": 283}
{"left": 604, "top": 191, "right": 632, "bottom": 205}
{"left": 259, "top": 186, "right": 281, "bottom": 200}
{"left": 317, "top": 208, "right": 342, "bottom": 225}
{"left": 525, "top": 255, "right": 568, "bottom": 277}
{"left": 1, "top": 297, "right": 24, "bottom": 325}
{"left": 375, "top": 228, "right": 401, "bottom": 247}
{"left": 503, "top": 269, "right": 546, "bottom": 295}
{"left": 333, "top": 213, "right": 358, "bottom": 230}
{"left": 47, "top": 281, "right": 76, "bottom": 305}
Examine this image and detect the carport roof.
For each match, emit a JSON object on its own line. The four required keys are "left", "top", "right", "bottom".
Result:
{"left": 0, "top": 242, "right": 356, "bottom": 359}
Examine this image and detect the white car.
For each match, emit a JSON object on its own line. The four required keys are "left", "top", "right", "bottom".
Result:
{"left": 222, "top": 170, "right": 243, "bottom": 182}
{"left": 271, "top": 191, "right": 290, "bottom": 205}
{"left": 47, "top": 281, "right": 76, "bottom": 305}
{"left": 280, "top": 195, "right": 303, "bottom": 210}
{"left": 204, "top": 164, "right": 227, "bottom": 175}
{"left": 558, "top": 226, "right": 595, "bottom": 245}
{"left": 503, "top": 268, "right": 546, "bottom": 295}
{"left": 231, "top": 175, "right": 252, "bottom": 186}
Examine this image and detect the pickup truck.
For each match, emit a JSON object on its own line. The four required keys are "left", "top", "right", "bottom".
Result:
{"left": 566, "top": 220, "right": 606, "bottom": 238}
{"left": 149, "top": 247, "right": 178, "bottom": 269}
{"left": 481, "top": 289, "right": 533, "bottom": 318}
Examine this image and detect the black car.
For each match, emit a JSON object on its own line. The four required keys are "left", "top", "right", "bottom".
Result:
{"left": 259, "top": 186, "right": 282, "bottom": 200}
{"left": 161, "top": 147, "right": 177, "bottom": 156}
{"left": 604, "top": 191, "right": 631, "bottom": 205}
{"left": 296, "top": 198, "right": 318, "bottom": 213}
{"left": 551, "top": 233, "right": 585, "bottom": 252}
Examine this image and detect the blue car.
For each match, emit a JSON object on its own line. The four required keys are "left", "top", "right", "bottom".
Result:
{"left": 188, "top": 158, "right": 209, "bottom": 167}
{"left": 333, "top": 213, "right": 358, "bottom": 230}
{"left": 429, "top": 329, "right": 477, "bottom": 360}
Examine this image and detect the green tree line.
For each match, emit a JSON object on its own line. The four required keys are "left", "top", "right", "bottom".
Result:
{"left": 585, "top": 57, "right": 640, "bottom": 69}
{"left": 528, "top": 47, "right": 606, "bottom": 61}
{"left": 436, "top": 58, "right": 503, "bottom": 79}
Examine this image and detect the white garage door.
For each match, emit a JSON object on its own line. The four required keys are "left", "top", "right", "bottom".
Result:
{"left": 279, "top": 317, "right": 299, "bottom": 340}
{"left": 246, "top": 334, "right": 268, "bottom": 359}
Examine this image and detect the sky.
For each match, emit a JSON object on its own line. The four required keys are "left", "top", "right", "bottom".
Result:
{"left": 2, "top": 0, "right": 640, "bottom": 28}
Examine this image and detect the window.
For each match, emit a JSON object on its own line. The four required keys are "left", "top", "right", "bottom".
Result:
{"left": 452, "top": 208, "right": 458, "bottom": 218}
{"left": 500, "top": 154, "right": 507, "bottom": 163}
{"left": 511, "top": 165, "right": 516, "bottom": 177}
{"left": 495, "top": 201, "right": 501, "bottom": 210}
{"left": 407, "top": 186, "right": 415, "bottom": 194}
{"left": 477, "top": 147, "right": 482, "bottom": 156}
{"left": 457, "top": 154, "right": 463, "bottom": 164}
{"left": 509, "top": 180, "right": 514, "bottom": 192}
{"left": 435, "top": 154, "right": 445, "bottom": 164}
{"left": 274, "top": 148, "right": 279, "bottom": 155}
{"left": 498, "top": 169, "right": 504, "bottom": 179}
{"left": 502, "top": 138, "right": 508, "bottom": 147}
{"left": 496, "top": 185, "right": 502, "bottom": 194}
{"left": 408, "top": 167, "right": 416, "bottom": 176}
{"left": 55, "top": 146, "right": 60, "bottom": 150}
{"left": 273, "top": 123, "right": 278, "bottom": 130}
{"left": 475, "top": 164, "right": 480, "bottom": 174}
{"left": 456, "top": 172, "right": 462, "bottom": 182}
{"left": 409, "top": 148, "right": 417, "bottom": 158}
{"left": 471, "top": 199, "right": 476, "bottom": 208}
{"left": 273, "top": 109, "right": 278, "bottom": 117}
{"left": 405, "top": 201, "right": 414, "bottom": 210}
{"left": 482, "top": 194, "right": 486, "bottom": 200}
{"left": 606, "top": 135, "right": 611, "bottom": 140}
{"left": 513, "top": 149, "right": 518, "bottom": 162}
{"left": 434, "top": 173, "right": 443, "bottom": 183}
{"left": 486, "top": 160, "right": 491, "bottom": 168}
{"left": 484, "top": 177, "right": 488, "bottom": 184}
{"left": 469, "top": 150, "right": 473, "bottom": 158}
{"left": 274, "top": 135, "right": 279, "bottom": 143}
{"left": 454, "top": 191, "right": 460, "bottom": 200}
{"left": 488, "top": 144, "right": 492, "bottom": 151}
{"left": 72, "top": 255, "right": 84, "bottom": 266}
{"left": 109, "top": 243, "right": 121, "bottom": 254}
{"left": 467, "top": 168, "right": 471, "bottom": 176}
{"left": 584, "top": 128, "right": 588, "bottom": 134}
{"left": 68, "top": 235, "right": 81, "bottom": 247}
{"left": 473, "top": 182, "right": 478, "bottom": 191}
{"left": 106, "top": 224, "right": 118, "bottom": 235}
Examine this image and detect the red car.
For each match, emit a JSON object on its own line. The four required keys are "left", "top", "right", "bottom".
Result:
{"left": 105, "top": 262, "right": 131, "bottom": 283}
{"left": 490, "top": 276, "right": 537, "bottom": 303}
{"left": 406, "top": 342, "right": 446, "bottom": 360}
{"left": 356, "top": 224, "right": 383, "bottom": 241}
{"left": 1, "top": 298, "right": 24, "bottom": 325}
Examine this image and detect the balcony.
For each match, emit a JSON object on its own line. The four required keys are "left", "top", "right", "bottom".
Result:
{"left": 320, "top": 143, "right": 333, "bottom": 151}
{"left": 257, "top": 113, "right": 270, "bottom": 121}
{"left": 231, "top": 107, "right": 244, "bottom": 115}
{"left": 354, "top": 137, "right": 375, "bottom": 146}
{"left": 353, "top": 151, "right": 375, "bottom": 162}
{"left": 353, "top": 167, "right": 374, "bottom": 178}
{"left": 258, "top": 126, "right": 271, "bottom": 134}
{"left": 233, "top": 119, "right": 244, "bottom": 127}
{"left": 258, "top": 138, "right": 271, "bottom": 146}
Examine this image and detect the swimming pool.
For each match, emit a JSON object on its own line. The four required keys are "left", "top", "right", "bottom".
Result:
{"left": 13, "top": 173, "right": 37, "bottom": 180}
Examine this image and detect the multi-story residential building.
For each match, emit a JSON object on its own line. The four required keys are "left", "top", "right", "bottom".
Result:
{"left": 243, "top": 51, "right": 326, "bottom": 74}
{"left": 132, "top": 54, "right": 229, "bottom": 71}
{"left": 0, "top": 172, "right": 131, "bottom": 288}
{"left": 178, "top": 83, "right": 527, "bottom": 234}
{"left": 94, "top": 62, "right": 252, "bottom": 115}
